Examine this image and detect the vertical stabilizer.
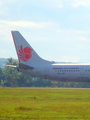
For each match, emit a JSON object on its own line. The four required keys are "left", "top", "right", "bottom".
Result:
{"left": 11, "top": 31, "right": 51, "bottom": 66}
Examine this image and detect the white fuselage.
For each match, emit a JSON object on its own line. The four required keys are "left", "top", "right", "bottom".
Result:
{"left": 19, "top": 63, "right": 90, "bottom": 82}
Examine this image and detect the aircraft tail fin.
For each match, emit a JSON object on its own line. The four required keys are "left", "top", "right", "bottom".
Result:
{"left": 11, "top": 31, "right": 51, "bottom": 66}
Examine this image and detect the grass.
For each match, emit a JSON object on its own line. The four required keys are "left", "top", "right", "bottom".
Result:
{"left": 0, "top": 88, "right": 90, "bottom": 120}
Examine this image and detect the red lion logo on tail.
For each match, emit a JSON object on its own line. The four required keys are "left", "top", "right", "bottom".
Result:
{"left": 18, "top": 46, "right": 32, "bottom": 61}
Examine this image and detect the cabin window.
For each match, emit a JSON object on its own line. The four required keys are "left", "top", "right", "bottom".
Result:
{"left": 55, "top": 70, "right": 57, "bottom": 72}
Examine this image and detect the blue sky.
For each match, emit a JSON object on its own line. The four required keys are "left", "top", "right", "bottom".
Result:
{"left": 0, "top": 0, "right": 90, "bottom": 62}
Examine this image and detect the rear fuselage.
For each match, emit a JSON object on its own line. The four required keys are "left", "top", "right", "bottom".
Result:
{"left": 19, "top": 64, "right": 90, "bottom": 82}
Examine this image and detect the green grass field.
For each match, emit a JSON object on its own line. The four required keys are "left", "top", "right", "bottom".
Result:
{"left": 0, "top": 88, "right": 90, "bottom": 120}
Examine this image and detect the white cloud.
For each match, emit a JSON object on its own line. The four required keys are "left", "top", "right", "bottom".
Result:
{"left": 0, "top": 0, "right": 90, "bottom": 10}
{"left": 0, "top": 20, "right": 56, "bottom": 29}
{"left": 0, "top": 1, "right": 3, "bottom": 5}
{"left": 77, "top": 37, "right": 89, "bottom": 41}
{"left": 60, "top": 55, "right": 80, "bottom": 62}
{"left": 57, "top": 29, "right": 84, "bottom": 34}
{"left": 57, "top": 4, "right": 63, "bottom": 8}
{"left": 0, "top": 0, "right": 63, "bottom": 9}
{"left": 77, "top": 44, "right": 84, "bottom": 48}
{"left": 45, "top": 0, "right": 90, "bottom": 8}
{"left": 57, "top": 29, "right": 89, "bottom": 41}
{"left": 72, "top": 2, "right": 88, "bottom": 7}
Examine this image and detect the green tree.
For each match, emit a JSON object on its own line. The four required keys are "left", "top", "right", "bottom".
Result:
{"left": 0, "top": 67, "right": 4, "bottom": 86}
{"left": 17, "top": 73, "right": 32, "bottom": 87}
{"left": 5, "top": 57, "right": 18, "bottom": 65}
{"left": 3, "top": 58, "right": 18, "bottom": 87}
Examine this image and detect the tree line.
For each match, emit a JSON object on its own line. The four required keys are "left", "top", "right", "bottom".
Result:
{"left": 0, "top": 58, "right": 90, "bottom": 88}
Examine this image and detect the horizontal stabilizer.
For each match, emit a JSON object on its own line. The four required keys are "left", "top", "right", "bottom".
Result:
{"left": 19, "top": 63, "right": 34, "bottom": 69}
{"left": 5, "top": 65, "right": 17, "bottom": 68}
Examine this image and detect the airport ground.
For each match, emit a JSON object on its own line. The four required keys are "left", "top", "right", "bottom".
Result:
{"left": 0, "top": 88, "right": 90, "bottom": 120}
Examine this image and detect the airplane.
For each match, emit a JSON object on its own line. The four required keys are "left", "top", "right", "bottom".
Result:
{"left": 11, "top": 31, "right": 90, "bottom": 82}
